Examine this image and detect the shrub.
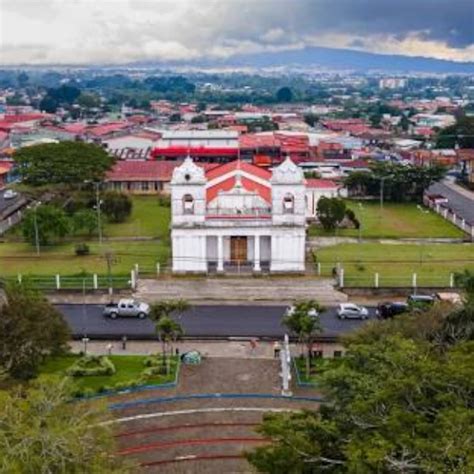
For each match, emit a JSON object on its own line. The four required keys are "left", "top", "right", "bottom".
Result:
{"left": 75, "top": 243, "right": 90, "bottom": 256}
{"left": 66, "top": 355, "right": 115, "bottom": 377}
{"left": 101, "top": 191, "right": 132, "bottom": 223}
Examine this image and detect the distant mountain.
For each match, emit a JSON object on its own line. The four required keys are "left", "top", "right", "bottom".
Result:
{"left": 135, "top": 46, "right": 474, "bottom": 74}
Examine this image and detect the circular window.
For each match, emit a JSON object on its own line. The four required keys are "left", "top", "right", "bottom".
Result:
{"left": 184, "top": 173, "right": 191, "bottom": 181}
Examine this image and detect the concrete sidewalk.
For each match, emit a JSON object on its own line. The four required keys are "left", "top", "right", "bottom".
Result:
{"left": 69, "top": 339, "right": 344, "bottom": 359}
{"left": 135, "top": 276, "right": 348, "bottom": 305}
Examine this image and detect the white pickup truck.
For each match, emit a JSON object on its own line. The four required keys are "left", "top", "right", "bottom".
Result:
{"left": 103, "top": 299, "right": 150, "bottom": 319}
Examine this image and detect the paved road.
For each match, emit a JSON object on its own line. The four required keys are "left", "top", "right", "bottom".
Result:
{"left": 57, "top": 304, "right": 377, "bottom": 340}
{"left": 428, "top": 181, "right": 474, "bottom": 225}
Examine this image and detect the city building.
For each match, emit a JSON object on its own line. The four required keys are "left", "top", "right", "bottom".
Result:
{"left": 170, "top": 157, "right": 306, "bottom": 273}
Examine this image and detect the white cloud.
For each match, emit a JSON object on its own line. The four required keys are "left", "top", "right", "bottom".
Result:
{"left": 0, "top": 0, "right": 472, "bottom": 64}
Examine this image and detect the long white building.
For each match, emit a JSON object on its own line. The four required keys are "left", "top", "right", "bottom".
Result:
{"left": 171, "top": 157, "right": 306, "bottom": 273}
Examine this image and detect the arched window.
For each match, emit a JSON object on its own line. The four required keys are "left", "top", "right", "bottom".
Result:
{"left": 183, "top": 194, "right": 194, "bottom": 214}
{"left": 283, "top": 193, "right": 295, "bottom": 214}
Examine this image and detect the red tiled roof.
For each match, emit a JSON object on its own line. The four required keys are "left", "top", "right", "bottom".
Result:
{"left": 106, "top": 160, "right": 217, "bottom": 181}
{"left": 4, "top": 113, "right": 49, "bottom": 123}
{"left": 306, "top": 178, "right": 339, "bottom": 189}
{"left": 206, "top": 160, "right": 272, "bottom": 204}
{"left": 205, "top": 159, "right": 271, "bottom": 181}
{"left": 239, "top": 134, "right": 279, "bottom": 148}
{"left": 87, "top": 122, "right": 130, "bottom": 137}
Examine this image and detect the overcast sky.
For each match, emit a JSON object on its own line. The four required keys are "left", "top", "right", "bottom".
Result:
{"left": 1, "top": 0, "right": 473, "bottom": 65}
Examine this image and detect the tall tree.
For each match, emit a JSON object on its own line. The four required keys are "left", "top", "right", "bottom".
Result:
{"left": 0, "top": 284, "right": 70, "bottom": 379}
{"left": 149, "top": 299, "right": 189, "bottom": 374}
{"left": 316, "top": 197, "right": 346, "bottom": 231}
{"left": 155, "top": 316, "right": 184, "bottom": 374}
{"left": 276, "top": 87, "right": 293, "bottom": 102}
{"left": 283, "top": 300, "right": 323, "bottom": 380}
{"left": 14, "top": 142, "right": 116, "bottom": 186}
{"left": 22, "top": 204, "right": 70, "bottom": 245}
{"left": 0, "top": 376, "right": 129, "bottom": 473}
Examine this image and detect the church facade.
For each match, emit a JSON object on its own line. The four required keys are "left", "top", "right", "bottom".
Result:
{"left": 170, "top": 157, "right": 307, "bottom": 273}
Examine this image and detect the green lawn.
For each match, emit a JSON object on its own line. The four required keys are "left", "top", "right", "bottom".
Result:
{"left": 103, "top": 196, "right": 170, "bottom": 238}
{"left": 309, "top": 200, "right": 464, "bottom": 239}
{"left": 0, "top": 240, "right": 169, "bottom": 277}
{"left": 315, "top": 242, "right": 474, "bottom": 287}
{"left": 40, "top": 354, "right": 178, "bottom": 395}
{"left": 0, "top": 196, "right": 171, "bottom": 278}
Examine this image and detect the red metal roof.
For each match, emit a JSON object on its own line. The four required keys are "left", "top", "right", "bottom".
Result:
{"left": 151, "top": 146, "right": 239, "bottom": 158}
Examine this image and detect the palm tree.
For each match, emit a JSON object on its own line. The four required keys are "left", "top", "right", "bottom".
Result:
{"left": 282, "top": 300, "right": 323, "bottom": 380}
{"left": 155, "top": 316, "right": 184, "bottom": 374}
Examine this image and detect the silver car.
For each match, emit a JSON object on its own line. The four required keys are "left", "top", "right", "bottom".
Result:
{"left": 337, "top": 303, "right": 369, "bottom": 320}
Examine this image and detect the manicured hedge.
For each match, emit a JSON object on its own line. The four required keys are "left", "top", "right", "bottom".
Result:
{"left": 67, "top": 355, "right": 116, "bottom": 377}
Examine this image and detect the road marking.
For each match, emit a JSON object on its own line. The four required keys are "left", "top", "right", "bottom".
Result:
{"left": 103, "top": 407, "right": 297, "bottom": 426}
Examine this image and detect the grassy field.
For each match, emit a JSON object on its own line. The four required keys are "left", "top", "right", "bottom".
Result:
{"left": 0, "top": 196, "right": 171, "bottom": 278}
{"left": 309, "top": 200, "right": 464, "bottom": 239}
{"left": 102, "top": 196, "right": 170, "bottom": 238}
{"left": 0, "top": 240, "right": 169, "bottom": 277}
{"left": 40, "top": 354, "right": 178, "bottom": 395}
{"left": 315, "top": 242, "right": 474, "bottom": 287}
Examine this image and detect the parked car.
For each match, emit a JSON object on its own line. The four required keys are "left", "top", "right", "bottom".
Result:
{"left": 3, "top": 189, "right": 18, "bottom": 200}
{"left": 337, "top": 303, "right": 369, "bottom": 320}
{"left": 285, "top": 305, "right": 319, "bottom": 318}
{"left": 376, "top": 302, "right": 408, "bottom": 319}
{"left": 407, "top": 294, "right": 435, "bottom": 306}
{"left": 103, "top": 299, "right": 150, "bottom": 319}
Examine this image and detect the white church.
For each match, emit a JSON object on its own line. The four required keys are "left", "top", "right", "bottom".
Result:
{"left": 170, "top": 157, "right": 308, "bottom": 273}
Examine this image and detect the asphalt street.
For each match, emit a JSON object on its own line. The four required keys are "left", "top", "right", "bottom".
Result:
{"left": 428, "top": 181, "right": 474, "bottom": 225}
{"left": 57, "top": 304, "right": 377, "bottom": 340}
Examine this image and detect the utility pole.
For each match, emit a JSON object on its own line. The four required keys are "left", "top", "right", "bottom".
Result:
{"left": 105, "top": 251, "right": 114, "bottom": 298}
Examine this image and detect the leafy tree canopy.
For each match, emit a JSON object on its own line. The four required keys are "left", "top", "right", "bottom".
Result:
{"left": 436, "top": 116, "right": 474, "bottom": 149}
{"left": 248, "top": 274, "right": 474, "bottom": 473}
{"left": 316, "top": 197, "right": 346, "bottom": 230}
{"left": 14, "top": 142, "right": 116, "bottom": 186}
{"left": 22, "top": 204, "right": 70, "bottom": 245}
{"left": 0, "top": 284, "right": 70, "bottom": 379}
{"left": 0, "top": 377, "right": 129, "bottom": 473}
{"left": 101, "top": 191, "right": 132, "bottom": 223}
{"left": 276, "top": 86, "right": 293, "bottom": 102}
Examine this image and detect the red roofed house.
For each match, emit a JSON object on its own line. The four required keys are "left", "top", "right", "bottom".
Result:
{"left": 170, "top": 157, "right": 306, "bottom": 273}
{"left": 105, "top": 160, "right": 218, "bottom": 194}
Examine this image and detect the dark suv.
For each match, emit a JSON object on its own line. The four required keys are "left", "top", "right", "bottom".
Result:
{"left": 376, "top": 302, "right": 409, "bottom": 319}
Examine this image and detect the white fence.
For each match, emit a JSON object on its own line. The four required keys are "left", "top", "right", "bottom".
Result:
{"left": 424, "top": 197, "right": 474, "bottom": 241}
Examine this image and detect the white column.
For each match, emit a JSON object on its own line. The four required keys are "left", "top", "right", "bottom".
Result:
{"left": 217, "top": 235, "right": 224, "bottom": 272}
{"left": 254, "top": 235, "right": 261, "bottom": 272}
